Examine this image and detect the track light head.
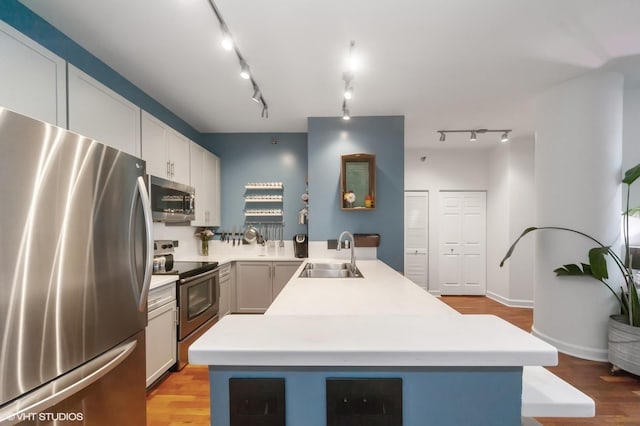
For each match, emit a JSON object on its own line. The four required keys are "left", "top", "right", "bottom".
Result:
{"left": 439, "top": 132, "right": 446, "bottom": 142}
{"left": 239, "top": 60, "right": 250, "bottom": 79}
{"left": 344, "top": 87, "right": 353, "bottom": 100}
{"left": 470, "top": 131, "right": 477, "bottom": 142}
{"left": 220, "top": 25, "right": 233, "bottom": 51}
{"left": 251, "top": 86, "right": 261, "bottom": 104}
{"left": 501, "top": 131, "right": 510, "bottom": 143}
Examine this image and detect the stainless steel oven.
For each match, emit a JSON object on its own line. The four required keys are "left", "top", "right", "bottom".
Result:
{"left": 178, "top": 268, "right": 219, "bottom": 339}
{"left": 176, "top": 267, "right": 219, "bottom": 370}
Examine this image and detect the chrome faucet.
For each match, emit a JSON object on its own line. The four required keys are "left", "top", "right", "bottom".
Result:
{"left": 336, "top": 231, "right": 356, "bottom": 273}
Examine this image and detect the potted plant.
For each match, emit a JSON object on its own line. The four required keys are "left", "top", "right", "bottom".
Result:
{"left": 500, "top": 162, "right": 640, "bottom": 374}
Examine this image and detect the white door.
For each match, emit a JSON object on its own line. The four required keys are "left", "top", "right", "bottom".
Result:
{"left": 439, "top": 192, "right": 486, "bottom": 295}
{"left": 404, "top": 192, "right": 428, "bottom": 290}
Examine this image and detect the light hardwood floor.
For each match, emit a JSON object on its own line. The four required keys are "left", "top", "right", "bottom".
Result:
{"left": 146, "top": 296, "right": 640, "bottom": 425}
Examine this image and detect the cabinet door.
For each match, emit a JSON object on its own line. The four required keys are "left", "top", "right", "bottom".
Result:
{"left": 0, "top": 21, "right": 66, "bottom": 127}
{"left": 235, "top": 262, "right": 272, "bottom": 313}
{"left": 272, "top": 261, "right": 302, "bottom": 299}
{"left": 189, "top": 142, "right": 207, "bottom": 225}
{"left": 210, "top": 153, "right": 220, "bottom": 226}
{"left": 204, "top": 151, "right": 221, "bottom": 226}
{"left": 68, "top": 65, "right": 140, "bottom": 156}
{"left": 145, "top": 300, "right": 177, "bottom": 387}
{"left": 141, "top": 111, "right": 170, "bottom": 178}
{"left": 167, "top": 129, "right": 191, "bottom": 185}
{"left": 219, "top": 275, "right": 230, "bottom": 319}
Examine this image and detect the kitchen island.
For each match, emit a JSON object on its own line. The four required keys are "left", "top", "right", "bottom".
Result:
{"left": 189, "top": 259, "right": 593, "bottom": 425}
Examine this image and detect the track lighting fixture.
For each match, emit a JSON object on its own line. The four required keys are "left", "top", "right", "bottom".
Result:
{"left": 208, "top": 0, "right": 268, "bottom": 118}
{"left": 340, "top": 41, "right": 357, "bottom": 120}
{"left": 436, "top": 128, "right": 512, "bottom": 143}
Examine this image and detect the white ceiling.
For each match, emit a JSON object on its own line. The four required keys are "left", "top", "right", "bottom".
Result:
{"left": 19, "top": 0, "right": 640, "bottom": 148}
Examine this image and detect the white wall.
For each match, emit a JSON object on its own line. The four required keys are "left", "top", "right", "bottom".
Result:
{"left": 508, "top": 137, "right": 536, "bottom": 304}
{"left": 485, "top": 135, "right": 536, "bottom": 307}
{"left": 486, "top": 143, "right": 511, "bottom": 303}
{"left": 405, "top": 148, "right": 489, "bottom": 294}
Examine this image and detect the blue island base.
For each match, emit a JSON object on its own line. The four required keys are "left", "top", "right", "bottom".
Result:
{"left": 208, "top": 366, "right": 523, "bottom": 426}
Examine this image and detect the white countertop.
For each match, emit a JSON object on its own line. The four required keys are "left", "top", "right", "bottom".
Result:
{"left": 267, "top": 259, "right": 458, "bottom": 316}
{"left": 188, "top": 258, "right": 558, "bottom": 368}
{"left": 150, "top": 274, "right": 178, "bottom": 290}
{"left": 188, "top": 313, "right": 557, "bottom": 367}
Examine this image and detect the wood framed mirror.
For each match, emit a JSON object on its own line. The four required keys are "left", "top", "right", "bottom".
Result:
{"left": 340, "top": 153, "right": 376, "bottom": 210}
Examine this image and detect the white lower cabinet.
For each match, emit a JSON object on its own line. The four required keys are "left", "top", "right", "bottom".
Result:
{"left": 235, "top": 261, "right": 302, "bottom": 314}
{"left": 218, "top": 263, "right": 232, "bottom": 319}
{"left": 146, "top": 283, "right": 177, "bottom": 388}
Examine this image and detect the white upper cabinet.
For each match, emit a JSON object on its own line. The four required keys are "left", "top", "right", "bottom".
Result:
{"left": 67, "top": 64, "right": 141, "bottom": 157}
{"left": 190, "top": 141, "right": 221, "bottom": 227}
{"left": 0, "top": 21, "right": 66, "bottom": 127}
{"left": 141, "top": 111, "right": 190, "bottom": 185}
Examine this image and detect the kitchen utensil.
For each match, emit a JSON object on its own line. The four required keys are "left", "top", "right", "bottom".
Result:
{"left": 232, "top": 225, "right": 236, "bottom": 246}
{"left": 257, "top": 225, "right": 265, "bottom": 245}
{"left": 244, "top": 225, "right": 258, "bottom": 243}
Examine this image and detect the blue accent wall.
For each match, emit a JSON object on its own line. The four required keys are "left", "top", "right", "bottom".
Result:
{"left": 201, "top": 133, "right": 308, "bottom": 239}
{"left": 308, "top": 116, "right": 404, "bottom": 271}
{"left": 0, "top": 0, "right": 200, "bottom": 142}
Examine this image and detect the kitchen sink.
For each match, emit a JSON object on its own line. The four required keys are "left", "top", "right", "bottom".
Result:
{"left": 299, "top": 263, "right": 363, "bottom": 278}
{"left": 304, "top": 262, "right": 350, "bottom": 270}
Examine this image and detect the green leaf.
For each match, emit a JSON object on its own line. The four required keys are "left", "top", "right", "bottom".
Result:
{"left": 630, "top": 283, "right": 640, "bottom": 327}
{"left": 588, "top": 246, "right": 610, "bottom": 280}
{"left": 625, "top": 206, "right": 640, "bottom": 217}
{"left": 554, "top": 264, "right": 587, "bottom": 276}
{"left": 500, "top": 227, "right": 538, "bottom": 267}
{"left": 622, "top": 162, "right": 640, "bottom": 185}
{"left": 581, "top": 263, "right": 593, "bottom": 275}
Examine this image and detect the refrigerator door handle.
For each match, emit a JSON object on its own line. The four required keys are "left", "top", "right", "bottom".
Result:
{"left": 136, "top": 175, "right": 154, "bottom": 312}
{"left": 0, "top": 340, "right": 137, "bottom": 424}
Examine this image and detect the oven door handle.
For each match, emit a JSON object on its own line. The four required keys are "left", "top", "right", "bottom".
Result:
{"left": 179, "top": 269, "right": 218, "bottom": 285}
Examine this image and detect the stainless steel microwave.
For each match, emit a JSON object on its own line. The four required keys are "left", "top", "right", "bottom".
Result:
{"left": 148, "top": 175, "right": 195, "bottom": 222}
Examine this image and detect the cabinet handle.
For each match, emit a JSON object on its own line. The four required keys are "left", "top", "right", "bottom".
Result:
{"left": 166, "top": 161, "right": 170, "bottom": 177}
{"left": 171, "top": 162, "right": 175, "bottom": 177}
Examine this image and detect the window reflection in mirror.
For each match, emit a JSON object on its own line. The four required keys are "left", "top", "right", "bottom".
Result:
{"left": 340, "top": 153, "right": 375, "bottom": 210}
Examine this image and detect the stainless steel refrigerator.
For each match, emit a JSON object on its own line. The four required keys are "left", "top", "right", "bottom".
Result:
{"left": 0, "top": 108, "right": 153, "bottom": 425}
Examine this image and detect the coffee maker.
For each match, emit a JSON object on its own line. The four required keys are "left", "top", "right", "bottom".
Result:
{"left": 293, "top": 234, "right": 308, "bottom": 258}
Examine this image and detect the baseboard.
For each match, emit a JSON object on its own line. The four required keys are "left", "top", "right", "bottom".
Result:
{"left": 531, "top": 326, "right": 608, "bottom": 362}
{"left": 429, "top": 290, "right": 441, "bottom": 297}
{"left": 486, "top": 291, "right": 533, "bottom": 308}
